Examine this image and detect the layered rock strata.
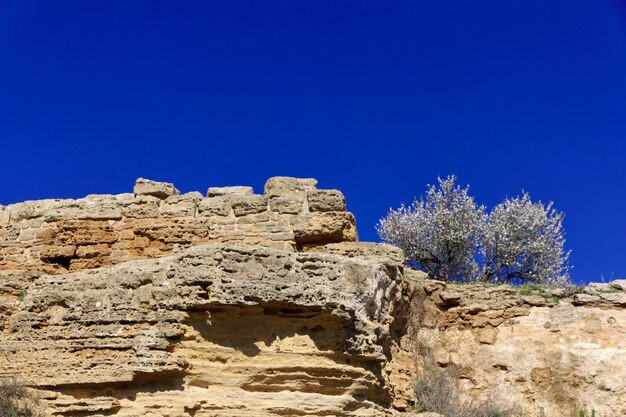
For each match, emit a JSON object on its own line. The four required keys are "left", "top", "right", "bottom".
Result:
{"left": 2, "top": 177, "right": 626, "bottom": 417}
{"left": 0, "top": 177, "right": 405, "bottom": 417}
{"left": 395, "top": 276, "right": 626, "bottom": 417}
{"left": 1, "top": 243, "right": 408, "bottom": 416}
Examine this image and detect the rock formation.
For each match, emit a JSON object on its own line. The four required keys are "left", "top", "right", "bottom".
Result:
{"left": 0, "top": 177, "right": 406, "bottom": 416}
{"left": 0, "top": 177, "right": 624, "bottom": 417}
{"left": 395, "top": 275, "right": 626, "bottom": 417}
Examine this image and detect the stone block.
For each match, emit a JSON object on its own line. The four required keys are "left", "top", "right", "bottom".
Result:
{"left": 0, "top": 225, "right": 20, "bottom": 245}
{"left": 39, "top": 244, "right": 76, "bottom": 260}
{"left": 264, "top": 177, "right": 317, "bottom": 196}
{"left": 134, "top": 178, "right": 180, "bottom": 199}
{"left": 307, "top": 190, "right": 346, "bottom": 212}
{"left": 197, "top": 197, "right": 231, "bottom": 217}
{"left": 76, "top": 244, "right": 112, "bottom": 259}
{"left": 159, "top": 193, "right": 201, "bottom": 218}
{"left": 293, "top": 212, "right": 357, "bottom": 245}
{"left": 122, "top": 197, "right": 160, "bottom": 219}
{"left": 8, "top": 200, "right": 52, "bottom": 221}
{"left": 268, "top": 195, "right": 304, "bottom": 214}
{"left": 476, "top": 325, "right": 498, "bottom": 344}
{"left": 207, "top": 186, "right": 254, "bottom": 197}
{"left": 78, "top": 200, "right": 123, "bottom": 221}
{"left": 230, "top": 195, "right": 268, "bottom": 217}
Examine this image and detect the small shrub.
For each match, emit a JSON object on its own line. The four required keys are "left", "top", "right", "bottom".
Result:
{"left": 0, "top": 378, "right": 45, "bottom": 417}
{"left": 413, "top": 363, "right": 524, "bottom": 417}
{"left": 578, "top": 408, "right": 596, "bottom": 417}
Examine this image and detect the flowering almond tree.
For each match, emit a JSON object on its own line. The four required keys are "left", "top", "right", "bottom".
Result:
{"left": 480, "top": 193, "right": 571, "bottom": 285}
{"left": 377, "top": 176, "right": 571, "bottom": 285}
{"left": 377, "top": 176, "right": 485, "bottom": 282}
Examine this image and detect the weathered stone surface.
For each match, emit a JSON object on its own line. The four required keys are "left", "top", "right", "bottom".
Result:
{"left": 268, "top": 194, "right": 305, "bottom": 214}
{"left": 0, "top": 205, "right": 10, "bottom": 225}
{"left": 305, "top": 242, "right": 404, "bottom": 264}
{"left": 0, "top": 177, "right": 360, "bottom": 273}
{"left": 207, "top": 186, "right": 254, "bottom": 197}
{"left": 307, "top": 189, "right": 347, "bottom": 212}
{"left": 2, "top": 177, "right": 625, "bottom": 417}
{"left": 264, "top": 176, "right": 318, "bottom": 196}
{"left": 230, "top": 194, "right": 268, "bottom": 216}
{"left": 294, "top": 212, "right": 358, "bottom": 245}
{"left": 1, "top": 243, "right": 405, "bottom": 417}
{"left": 392, "top": 279, "right": 626, "bottom": 416}
{"left": 611, "top": 279, "right": 626, "bottom": 291}
{"left": 133, "top": 178, "right": 180, "bottom": 198}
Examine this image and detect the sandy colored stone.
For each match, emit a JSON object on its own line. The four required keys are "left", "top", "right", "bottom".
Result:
{"left": 1, "top": 243, "right": 404, "bottom": 417}
{"left": 159, "top": 193, "right": 201, "bottom": 218}
{"left": 307, "top": 189, "right": 346, "bottom": 212}
{"left": 476, "top": 325, "right": 498, "bottom": 344}
{"left": 293, "top": 211, "right": 358, "bottom": 245}
{"left": 305, "top": 242, "right": 404, "bottom": 264}
{"left": 1, "top": 177, "right": 625, "bottom": 417}
{"left": 207, "top": 186, "right": 254, "bottom": 197}
{"left": 394, "top": 280, "right": 626, "bottom": 417}
{"left": 264, "top": 176, "right": 318, "bottom": 196}
{"left": 268, "top": 194, "right": 305, "bottom": 214}
{"left": 230, "top": 195, "right": 268, "bottom": 216}
{"left": 0, "top": 206, "right": 9, "bottom": 225}
{"left": 611, "top": 279, "right": 626, "bottom": 291}
{"left": 133, "top": 178, "right": 180, "bottom": 199}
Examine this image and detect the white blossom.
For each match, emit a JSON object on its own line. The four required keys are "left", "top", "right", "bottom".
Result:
{"left": 377, "top": 176, "right": 572, "bottom": 285}
{"left": 377, "top": 176, "right": 485, "bottom": 282}
{"left": 480, "top": 192, "right": 571, "bottom": 285}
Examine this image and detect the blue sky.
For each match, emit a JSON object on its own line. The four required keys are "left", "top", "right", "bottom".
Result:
{"left": 1, "top": 1, "right": 625, "bottom": 283}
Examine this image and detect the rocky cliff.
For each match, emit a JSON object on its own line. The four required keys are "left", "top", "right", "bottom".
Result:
{"left": 0, "top": 177, "right": 408, "bottom": 416}
{"left": 1, "top": 177, "right": 624, "bottom": 417}
{"left": 395, "top": 275, "right": 626, "bottom": 417}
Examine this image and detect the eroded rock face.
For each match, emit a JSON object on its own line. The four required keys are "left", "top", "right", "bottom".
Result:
{"left": 1, "top": 243, "right": 405, "bottom": 416}
{"left": 2, "top": 177, "right": 625, "bottom": 417}
{"left": 0, "top": 177, "right": 356, "bottom": 274}
{"left": 394, "top": 280, "right": 626, "bottom": 417}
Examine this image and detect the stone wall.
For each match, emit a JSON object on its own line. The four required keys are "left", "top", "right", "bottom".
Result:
{"left": 0, "top": 177, "right": 357, "bottom": 273}
{"left": 2, "top": 177, "right": 625, "bottom": 417}
{"left": 394, "top": 275, "right": 626, "bottom": 417}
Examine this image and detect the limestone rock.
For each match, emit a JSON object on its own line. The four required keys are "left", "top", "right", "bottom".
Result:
{"left": 611, "top": 279, "right": 626, "bottom": 291}
{"left": 307, "top": 242, "right": 404, "bottom": 264}
{"left": 307, "top": 189, "right": 346, "bottom": 212}
{"left": 294, "top": 212, "right": 358, "bottom": 245}
{"left": 264, "top": 176, "right": 318, "bottom": 196}
{"left": 1, "top": 243, "right": 405, "bottom": 417}
{"left": 0, "top": 177, "right": 361, "bottom": 273}
{"left": 268, "top": 194, "right": 305, "bottom": 214}
{"left": 0, "top": 205, "right": 10, "bottom": 225}
{"left": 2, "top": 177, "right": 625, "bottom": 417}
{"left": 394, "top": 279, "right": 626, "bottom": 416}
{"left": 207, "top": 186, "right": 254, "bottom": 197}
{"left": 133, "top": 178, "right": 180, "bottom": 199}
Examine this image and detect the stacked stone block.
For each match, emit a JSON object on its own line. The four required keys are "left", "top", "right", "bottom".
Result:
{"left": 0, "top": 177, "right": 357, "bottom": 273}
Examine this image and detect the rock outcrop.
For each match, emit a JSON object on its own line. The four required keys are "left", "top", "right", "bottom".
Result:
{"left": 0, "top": 177, "right": 356, "bottom": 273}
{"left": 394, "top": 278, "right": 626, "bottom": 417}
{"left": 1, "top": 177, "right": 625, "bottom": 417}
{"left": 0, "top": 177, "right": 404, "bottom": 417}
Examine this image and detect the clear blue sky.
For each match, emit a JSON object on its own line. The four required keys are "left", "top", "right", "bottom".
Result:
{"left": 1, "top": 1, "right": 625, "bottom": 284}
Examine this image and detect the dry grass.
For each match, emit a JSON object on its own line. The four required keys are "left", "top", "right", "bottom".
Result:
{"left": 0, "top": 378, "right": 45, "bottom": 417}
{"left": 413, "top": 363, "right": 524, "bottom": 417}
